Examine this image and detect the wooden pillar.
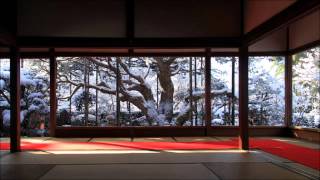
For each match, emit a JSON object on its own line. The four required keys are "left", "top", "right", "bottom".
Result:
{"left": 194, "top": 57, "right": 198, "bottom": 125}
{"left": 231, "top": 57, "right": 235, "bottom": 125}
{"left": 285, "top": 28, "right": 292, "bottom": 128}
{"left": 285, "top": 55, "right": 293, "bottom": 128}
{"left": 116, "top": 59, "right": 120, "bottom": 126}
{"left": 204, "top": 48, "right": 211, "bottom": 135}
{"left": 189, "top": 57, "right": 193, "bottom": 124}
{"left": 84, "top": 59, "right": 89, "bottom": 126}
{"left": 238, "top": 0, "right": 249, "bottom": 150}
{"left": 127, "top": 56, "right": 132, "bottom": 122}
{"left": 49, "top": 48, "right": 57, "bottom": 136}
{"left": 239, "top": 45, "right": 249, "bottom": 150}
{"left": 96, "top": 66, "right": 99, "bottom": 126}
{"left": 10, "top": 46, "right": 21, "bottom": 152}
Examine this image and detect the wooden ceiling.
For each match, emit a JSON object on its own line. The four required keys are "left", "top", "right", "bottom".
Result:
{"left": 0, "top": 0, "right": 319, "bottom": 52}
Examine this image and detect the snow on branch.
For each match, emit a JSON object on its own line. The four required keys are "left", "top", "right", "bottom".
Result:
{"left": 176, "top": 88, "right": 231, "bottom": 102}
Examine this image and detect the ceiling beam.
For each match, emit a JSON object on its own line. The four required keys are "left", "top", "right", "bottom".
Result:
{"left": 17, "top": 37, "right": 241, "bottom": 48}
{"left": 244, "top": 0, "right": 320, "bottom": 46}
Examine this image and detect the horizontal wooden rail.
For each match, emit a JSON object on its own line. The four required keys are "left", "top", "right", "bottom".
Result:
{"left": 55, "top": 126, "right": 289, "bottom": 138}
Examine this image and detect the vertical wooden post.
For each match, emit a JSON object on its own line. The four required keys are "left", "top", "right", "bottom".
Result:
{"left": 156, "top": 74, "right": 159, "bottom": 109}
{"left": 285, "top": 28, "right": 292, "bottom": 128}
{"left": 10, "top": 46, "right": 21, "bottom": 152}
{"left": 285, "top": 55, "right": 293, "bottom": 128}
{"left": 84, "top": 59, "right": 89, "bottom": 126}
{"left": 116, "top": 59, "right": 120, "bottom": 126}
{"left": 194, "top": 57, "right": 198, "bottom": 125}
{"left": 239, "top": 45, "right": 249, "bottom": 150}
{"left": 204, "top": 48, "right": 211, "bottom": 135}
{"left": 127, "top": 57, "right": 132, "bottom": 122}
{"left": 238, "top": 0, "right": 249, "bottom": 150}
{"left": 49, "top": 48, "right": 57, "bottom": 137}
{"left": 231, "top": 57, "right": 235, "bottom": 125}
{"left": 201, "top": 57, "right": 204, "bottom": 126}
{"left": 189, "top": 57, "right": 193, "bottom": 125}
{"left": 69, "top": 70, "right": 72, "bottom": 117}
{"left": 96, "top": 66, "right": 99, "bottom": 126}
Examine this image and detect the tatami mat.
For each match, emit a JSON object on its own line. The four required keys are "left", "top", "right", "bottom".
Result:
{"left": 1, "top": 137, "right": 319, "bottom": 180}
{"left": 205, "top": 162, "right": 308, "bottom": 180}
{"left": 40, "top": 164, "right": 219, "bottom": 180}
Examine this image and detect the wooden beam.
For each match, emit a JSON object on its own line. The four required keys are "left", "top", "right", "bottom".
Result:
{"left": 288, "top": 40, "right": 320, "bottom": 55}
{"left": 244, "top": 0, "right": 320, "bottom": 45}
{"left": 204, "top": 48, "right": 211, "bottom": 135}
{"left": 248, "top": 51, "right": 287, "bottom": 57}
{"left": 53, "top": 126, "right": 289, "bottom": 138}
{"left": 17, "top": 37, "right": 241, "bottom": 48}
{"left": 238, "top": 45, "right": 249, "bottom": 150}
{"left": 18, "top": 51, "right": 240, "bottom": 58}
{"left": 49, "top": 48, "right": 57, "bottom": 136}
{"left": 10, "top": 46, "right": 21, "bottom": 152}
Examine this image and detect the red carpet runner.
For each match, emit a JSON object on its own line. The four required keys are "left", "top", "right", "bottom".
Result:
{"left": 1, "top": 138, "right": 319, "bottom": 170}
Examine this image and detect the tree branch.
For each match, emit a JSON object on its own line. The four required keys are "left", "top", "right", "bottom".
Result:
{"left": 0, "top": 90, "right": 10, "bottom": 103}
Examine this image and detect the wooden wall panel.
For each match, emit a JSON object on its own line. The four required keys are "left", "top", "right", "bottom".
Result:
{"left": 290, "top": 127, "right": 320, "bottom": 143}
{"left": 289, "top": 9, "right": 320, "bottom": 50}
{"left": 135, "top": 0, "right": 241, "bottom": 37}
{"left": 249, "top": 27, "right": 287, "bottom": 52}
{"left": 0, "top": 0, "right": 16, "bottom": 46}
{"left": 0, "top": 0, "right": 16, "bottom": 34}
{"left": 18, "top": 0, "right": 126, "bottom": 37}
{"left": 245, "top": 0, "right": 296, "bottom": 33}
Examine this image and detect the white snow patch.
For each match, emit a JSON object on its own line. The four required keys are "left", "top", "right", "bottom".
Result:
{"left": 212, "top": 119, "right": 224, "bottom": 125}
